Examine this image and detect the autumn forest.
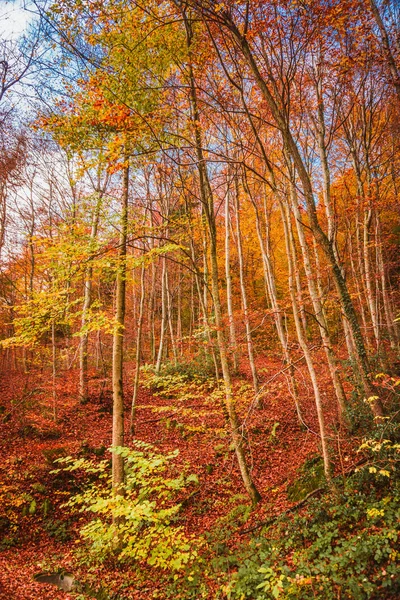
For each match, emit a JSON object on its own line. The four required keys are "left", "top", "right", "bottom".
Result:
{"left": 0, "top": 1, "right": 399, "bottom": 599}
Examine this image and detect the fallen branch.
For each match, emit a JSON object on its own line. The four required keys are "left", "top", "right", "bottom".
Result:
{"left": 239, "top": 487, "right": 325, "bottom": 535}
{"left": 238, "top": 458, "right": 370, "bottom": 536}
{"left": 180, "top": 489, "right": 200, "bottom": 508}
{"left": 3, "top": 387, "right": 42, "bottom": 423}
{"left": 137, "top": 412, "right": 176, "bottom": 424}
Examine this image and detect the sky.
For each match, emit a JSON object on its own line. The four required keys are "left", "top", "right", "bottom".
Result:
{"left": 0, "top": 0, "right": 33, "bottom": 39}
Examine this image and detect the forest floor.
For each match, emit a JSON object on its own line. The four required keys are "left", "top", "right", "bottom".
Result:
{"left": 0, "top": 351, "right": 359, "bottom": 599}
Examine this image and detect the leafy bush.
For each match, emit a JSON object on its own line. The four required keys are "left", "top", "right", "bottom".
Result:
{"left": 142, "top": 353, "right": 216, "bottom": 385}
{"left": 286, "top": 455, "right": 325, "bottom": 502}
{"left": 43, "top": 517, "right": 72, "bottom": 542}
{"left": 222, "top": 491, "right": 399, "bottom": 599}
{"left": 220, "top": 422, "right": 400, "bottom": 600}
{"left": 161, "top": 354, "right": 216, "bottom": 381}
{"left": 55, "top": 442, "right": 200, "bottom": 570}
{"left": 140, "top": 364, "right": 216, "bottom": 407}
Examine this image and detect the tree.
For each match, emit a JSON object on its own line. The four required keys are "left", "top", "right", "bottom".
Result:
{"left": 188, "top": 0, "right": 385, "bottom": 417}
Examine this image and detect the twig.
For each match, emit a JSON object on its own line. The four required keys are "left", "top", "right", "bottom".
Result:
{"left": 242, "top": 345, "right": 321, "bottom": 427}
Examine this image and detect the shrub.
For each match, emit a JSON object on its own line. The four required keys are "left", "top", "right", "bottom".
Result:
{"left": 220, "top": 421, "right": 400, "bottom": 600}
{"left": 55, "top": 441, "right": 200, "bottom": 571}
{"left": 142, "top": 354, "right": 216, "bottom": 386}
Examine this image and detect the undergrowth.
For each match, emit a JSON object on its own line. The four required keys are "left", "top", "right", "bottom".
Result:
{"left": 36, "top": 377, "right": 400, "bottom": 600}
{"left": 158, "top": 417, "right": 400, "bottom": 600}
{"left": 146, "top": 353, "right": 217, "bottom": 383}
{"left": 214, "top": 419, "right": 400, "bottom": 600}
{"left": 54, "top": 442, "right": 200, "bottom": 571}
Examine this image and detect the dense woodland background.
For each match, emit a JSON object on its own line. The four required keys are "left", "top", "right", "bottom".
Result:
{"left": 0, "top": 1, "right": 399, "bottom": 599}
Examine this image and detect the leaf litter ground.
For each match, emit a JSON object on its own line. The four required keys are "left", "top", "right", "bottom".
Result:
{"left": 0, "top": 351, "right": 357, "bottom": 599}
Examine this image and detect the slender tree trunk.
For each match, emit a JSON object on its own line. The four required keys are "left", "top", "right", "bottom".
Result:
{"left": 247, "top": 184, "right": 302, "bottom": 418}
{"left": 288, "top": 177, "right": 347, "bottom": 420}
{"left": 363, "top": 207, "right": 380, "bottom": 348}
{"left": 376, "top": 220, "right": 399, "bottom": 348}
{"left": 233, "top": 179, "right": 259, "bottom": 394}
{"left": 201, "top": 214, "right": 209, "bottom": 318}
{"left": 225, "top": 185, "right": 239, "bottom": 372}
{"left": 281, "top": 199, "right": 332, "bottom": 483}
{"left": 51, "top": 320, "right": 57, "bottom": 422}
{"left": 149, "top": 211, "right": 157, "bottom": 363}
{"left": 183, "top": 176, "right": 220, "bottom": 378}
{"left": 130, "top": 258, "right": 146, "bottom": 435}
{"left": 112, "top": 162, "right": 129, "bottom": 499}
{"left": 354, "top": 206, "right": 370, "bottom": 338}
{"left": 189, "top": 271, "right": 194, "bottom": 350}
{"left": 208, "top": 217, "right": 261, "bottom": 503}
{"left": 314, "top": 88, "right": 356, "bottom": 365}
{"left": 183, "top": 10, "right": 260, "bottom": 503}
{"left": 346, "top": 219, "right": 366, "bottom": 362}
{"left": 0, "top": 182, "right": 6, "bottom": 258}
{"left": 189, "top": 232, "right": 220, "bottom": 379}
{"left": 176, "top": 263, "right": 183, "bottom": 355}
{"left": 166, "top": 267, "right": 178, "bottom": 364}
{"left": 156, "top": 256, "right": 167, "bottom": 373}
{"left": 79, "top": 194, "right": 102, "bottom": 404}
{"left": 218, "top": 23, "right": 383, "bottom": 416}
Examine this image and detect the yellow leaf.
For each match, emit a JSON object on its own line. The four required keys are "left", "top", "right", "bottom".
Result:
{"left": 379, "top": 470, "right": 390, "bottom": 477}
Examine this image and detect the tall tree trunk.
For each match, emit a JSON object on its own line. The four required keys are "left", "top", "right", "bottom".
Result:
{"left": 287, "top": 177, "right": 347, "bottom": 421}
{"left": 363, "top": 207, "right": 381, "bottom": 349}
{"left": 183, "top": 9, "right": 260, "bottom": 503}
{"left": 51, "top": 320, "right": 57, "bottom": 422}
{"left": 215, "top": 21, "right": 383, "bottom": 416}
{"left": 176, "top": 263, "right": 183, "bottom": 355}
{"left": 376, "top": 219, "right": 399, "bottom": 348}
{"left": 314, "top": 83, "right": 356, "bottom": 364}
{"left": 208, "top": 214, "right": 261, "bottom": 503}
{"left": 112, "top": 162, "right": 129, "bottom": 499}
{"left": 184, "top": 191, "right": 220, "bottom": 378}
{"left": 79, "top": 193, "right": 102, "bottom": 404}
{"left": 156, "top": 256, "right": 167, "bottom": 373}
{"left": 149, "top": 211, "right": 157, "bottom": 363}
{"left": 246, "top": 180, "right": 302, "bottom": 418}
{"left": 225, "top": 184, "right": 239, "bottom": 372}
{"left": 190, "top": 232, "right": 220, "bottom": 379}
{"left": 166, "top": 266, "right": 178, "bottom": 365}
{"left": 280, "top": 199, "right": 332, "bottom": 483}
{"left": 354, "top": 202, "right": 370, "bottom": 338}
{"left": 130, "top": 258, "right": 146, "bottom": 435}
{"left": 345, "top": 219, "right": 365, "bottom": 365}
{"left": 233, "top": 179, "right": 259, "bottom": 394}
